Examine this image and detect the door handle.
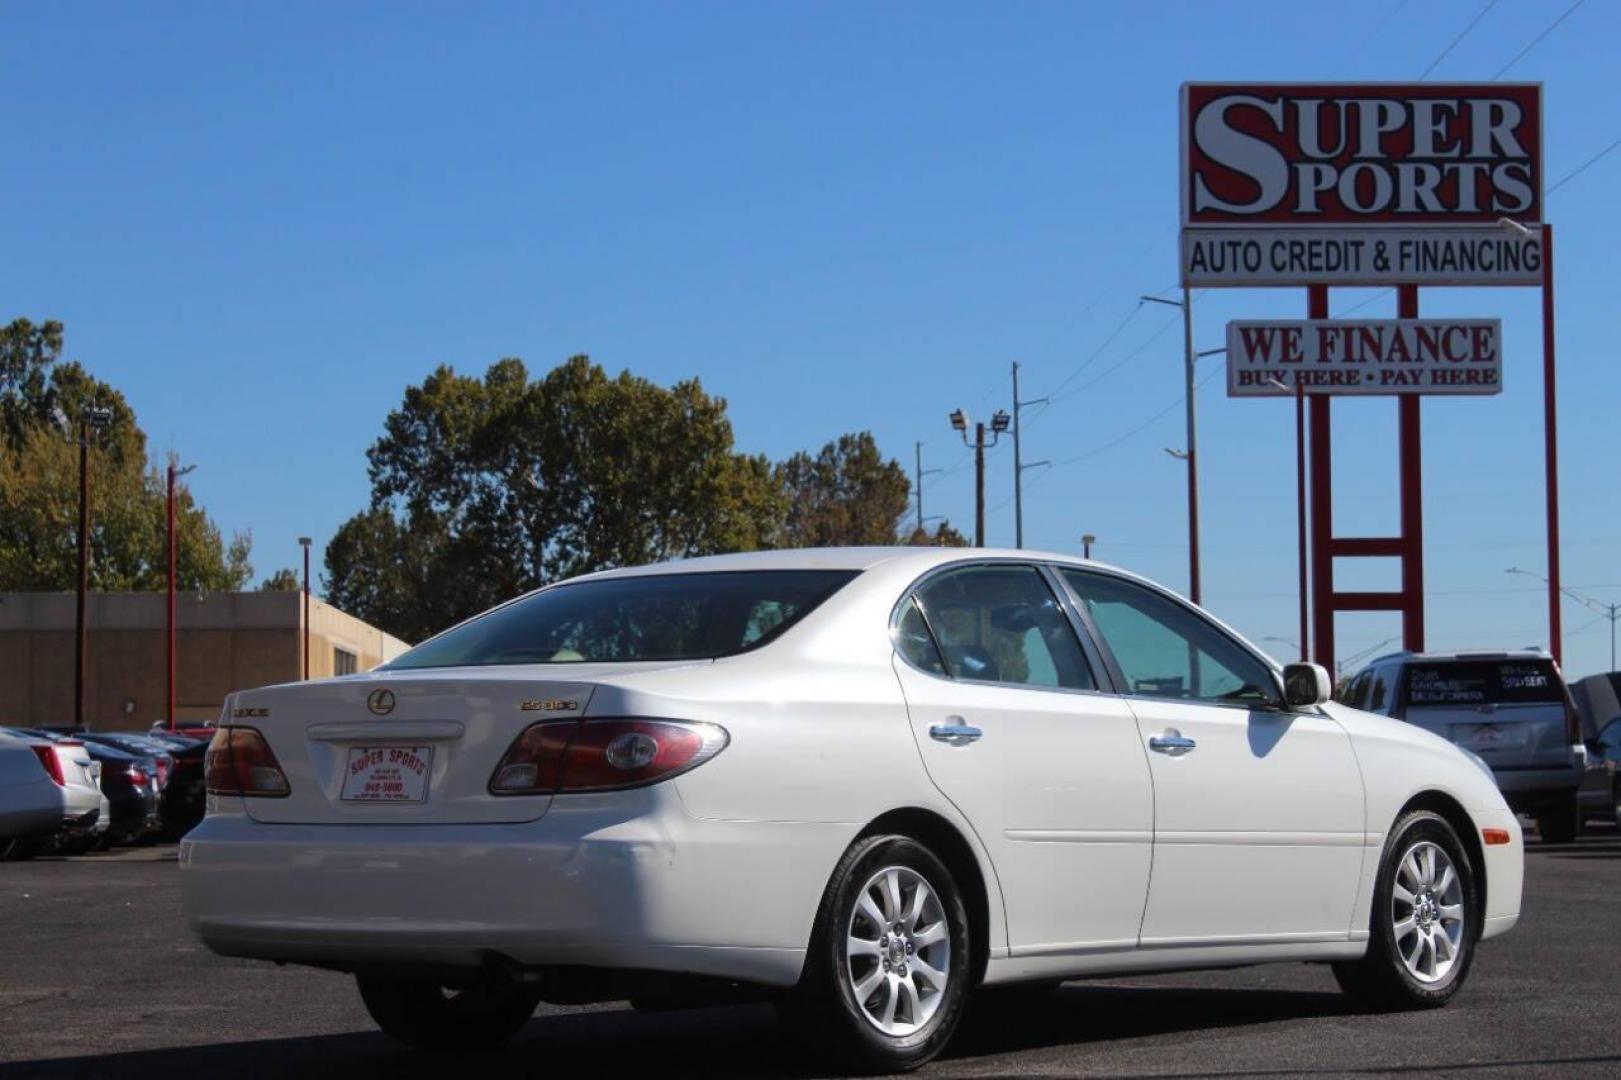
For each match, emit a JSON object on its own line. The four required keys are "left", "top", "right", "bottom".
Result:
{"left": 1149, "top": 729, "right": 1197, "bottom": 756}
{"left": 929, "top": 722, "right": 984, "bottom": 744}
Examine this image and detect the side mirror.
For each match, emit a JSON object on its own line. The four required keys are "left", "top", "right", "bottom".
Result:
{"left": 1282, "top": 662, "right": 1333, "bottom": 708}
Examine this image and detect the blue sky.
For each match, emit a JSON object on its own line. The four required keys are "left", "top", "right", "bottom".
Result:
{"left": 4, "top": 1, "right": 1618, "bottom": 676}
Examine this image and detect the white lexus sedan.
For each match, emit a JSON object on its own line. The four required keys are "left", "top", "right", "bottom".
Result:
{"left": 182, "top": 549, "right": 1522, "bottom": 1072}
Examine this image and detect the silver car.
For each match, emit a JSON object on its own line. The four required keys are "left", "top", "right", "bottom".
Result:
{"left": 1336, "top": 650, "right": 1585, "bottom": 842}
{"left": 0, "top": 730, "right": 103, "bottom": 858}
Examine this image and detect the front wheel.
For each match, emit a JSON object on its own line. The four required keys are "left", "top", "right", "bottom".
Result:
{"left": 1332, "top": 810, "right": 1479, "bottom": 1010}
{"left": 355, "top": 974, "right": 542, "bottom": 1050}
{"left": 778, "top": 835, "right": 972, "bottom": 1073}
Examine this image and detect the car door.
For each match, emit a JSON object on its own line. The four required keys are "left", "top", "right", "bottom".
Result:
{"left": 891, "top": 562, "right": 1154, "bottom": 955}
{"left": 1057, "top": 568, "right": 1365, "bottom": 946}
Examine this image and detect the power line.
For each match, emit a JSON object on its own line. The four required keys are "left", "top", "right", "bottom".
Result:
{"left": 1548, "top": 135, "right": 1621, "bottom": 195}
{"left": 1491, "top": 0, "right": 1585, "bottom": 78}
{"left": 1418, "top": 0, "right": 1500, "bottom": 79}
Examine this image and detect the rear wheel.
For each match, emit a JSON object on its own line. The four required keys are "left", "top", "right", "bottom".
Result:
{"left": 1333, "top": 810, "right": 1478, "bottom": 1010}
{"left": 0, "top": 837, "right": 39, "bottom": 862}
{"left": 355, "top": 974, "right": 542, "bottom": 1050}
{"left": 778, "top": 835, "right": 971, "bottom": 1073}
{"left": 1536, "top": 797, "right": 1578, "bottom": 844}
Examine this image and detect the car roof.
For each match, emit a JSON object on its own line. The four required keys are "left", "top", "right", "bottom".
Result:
{"left": 1352, "top": 648, "right": 1553, "bottom": 673}
{"left": 566, "top": 546, "right": 1124, "bottom": 580}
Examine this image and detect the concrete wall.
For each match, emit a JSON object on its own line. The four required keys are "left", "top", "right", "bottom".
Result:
{"left": 0, "top": 593, "right": 411, "bottom": 731}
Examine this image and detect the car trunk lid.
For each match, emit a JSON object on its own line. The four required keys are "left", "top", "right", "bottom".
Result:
{"left": 231, "top": 668, "right": 648, "bottom": 825}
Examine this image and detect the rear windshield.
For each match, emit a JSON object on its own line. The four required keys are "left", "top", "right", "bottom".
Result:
{"left": 386, "top": 570, "right": 860, "bottom": 669}
{"left": 1402, "top": 660, "right": 1564, "bottom": 707}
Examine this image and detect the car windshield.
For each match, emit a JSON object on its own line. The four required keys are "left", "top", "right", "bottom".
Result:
{"left": 386, "top": 569, "right": 861, "bottom": 669}
{"left": 1403, "top": 660, "right": 1564, "bottom": 707}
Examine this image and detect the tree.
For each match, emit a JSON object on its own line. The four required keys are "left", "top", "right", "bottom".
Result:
{"left": 904, "top": 520, "right": 970, "bottom": 547}
{"left": 0, "top": 318, "right": 253, "bottom": 592}
{"left": 326, "top": 356, "right": 787, "bottom": 643}
{"left": 776, "top": 433, "right": 910, "bottom": 548}
{"left": 259, "top": 568, "right": 301, "bottom": 592}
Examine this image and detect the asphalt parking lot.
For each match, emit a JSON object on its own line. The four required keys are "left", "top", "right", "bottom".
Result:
{"left": 1, "top": 830, "right": 1618, "bottom": 1079}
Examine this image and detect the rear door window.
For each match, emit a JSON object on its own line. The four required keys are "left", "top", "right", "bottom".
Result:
{"left": 913, "top": 565, "right": 1095, "bottom": 690}
{"left": 1401, "top": 660, "right": 1564, "bottom": 707}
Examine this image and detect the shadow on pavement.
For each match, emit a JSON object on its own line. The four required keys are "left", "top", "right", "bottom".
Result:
{"left": 0, "top": 983, "right": 1467, "bottom": 1080}
{"left": 9, "top": 969, "right": 1620, "bottom": 1078}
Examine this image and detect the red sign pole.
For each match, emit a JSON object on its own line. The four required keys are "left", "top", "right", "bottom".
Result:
{"left": 1294, "top": 380, "right": 1307, "bottom": 663}
{"left": 1541, "top": 224, "right": 1562, "bottom": 666}
{"left": 1397, "top": 285, "right": 1425, "bottom": 653}
{"left": 1307, "top": 286, "right": 1332, "bottom": 671}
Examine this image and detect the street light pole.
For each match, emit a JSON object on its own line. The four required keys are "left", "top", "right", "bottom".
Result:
{"left": 1142, "top": 292, "right": 1201, "bottom": 605}
{"left": 167, "top": 459, "right": 196, "bottom": 731}
{"left": 949, "top": 409, "right": 1009, "bottom": 548}
{"left": 299, "top": 537, "right": 313, "bottom": 680}
{"left": 74, "top": 406, "right": 113, "bottom": 730}
{"left": 1011, "top": 361, "right": 1049, "bottom": 549}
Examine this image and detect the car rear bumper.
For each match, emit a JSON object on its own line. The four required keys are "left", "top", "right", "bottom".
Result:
{"left": 180, "top": 789, "right": 854, "bottom": 987}
{"left": 1492, "top": 766, "right": 1581, "bottom": 810}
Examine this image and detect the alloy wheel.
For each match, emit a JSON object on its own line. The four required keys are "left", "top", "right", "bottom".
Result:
{"left": 845, "top": 865, "right": 951, "bottom": 1036}
{"left": 1391, "top": 840, "right": 1466, "bottom": 984}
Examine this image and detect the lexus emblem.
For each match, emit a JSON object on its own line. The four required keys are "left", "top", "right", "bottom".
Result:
{"left": 366, "top": 688, "right": 396, "bottom": 716}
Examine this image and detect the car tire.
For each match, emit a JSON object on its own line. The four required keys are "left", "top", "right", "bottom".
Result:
{"left": 1536, "top": 797, "right": 1579, "bottom": 845}
{"left": 0, "top": 837, "right": 39, "bottom": 862}
{"left": 778, "top": 834, "right": 972, "bottom": 1074}
{"left": 355, "top": 974, "right": 543, "bottom": 1050}
{"left": 1332, "top": 810, "right": 1479, "bottom": 1011}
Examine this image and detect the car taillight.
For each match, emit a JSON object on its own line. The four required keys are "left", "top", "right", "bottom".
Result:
{"left": 31, "top": 746, "right": 65, "bottom": 787}
{"left": 1565, "top": 706, "right": 1582, "bottom": 747}
{"left": 490, "top": 719, "right": 728, "bottom": 796}
{"left": 126, "top": 766, "right": 150, "bottom": 786}
{"left": 155, "top": 759, "right": 170, "bottom": 787}
{"left": 205, "top": 727, "right": 291, "bottom": 797}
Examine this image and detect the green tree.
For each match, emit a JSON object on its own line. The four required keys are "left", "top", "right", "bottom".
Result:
{"left": 0, "top": 318, "right": 253, "bottom": 592}
{"left": 259, "top": 567, "right": 301, "bottom": 592}
{"left": 904, "top": 520, "right": 970, "bottom": 547}
{"left": 776, "top": 432, "right": 910, "bottom": 547}
{"left": 326, "top": 356, "right": 787, "bottom": 642}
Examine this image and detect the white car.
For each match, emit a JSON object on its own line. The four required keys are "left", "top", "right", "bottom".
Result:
{"left": 182, "top": 549, "right": 1522, "bottom": 1072}
{"left": 0, "top": 730, "right": 104, "bottom": 859}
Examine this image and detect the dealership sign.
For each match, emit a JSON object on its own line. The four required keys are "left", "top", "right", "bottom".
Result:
{"left": 1226, "top": 318, "right": 1502, "bottom": 396}
{"left": 1183, "top": 226, "right": 1541, "bottom": 287}
{"left": 1182, "top": 83, "right": 1542, "bottom": 286}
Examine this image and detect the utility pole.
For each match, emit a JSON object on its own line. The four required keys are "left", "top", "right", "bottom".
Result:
{"left": 74, "top": 406, "right": 113, "bottom": 730}
{"left": 1082, "top": 533, "right": 1095, "bottom": 559}
{"left": 167, "top": 458, "right": 196, "bottom": 731}
{"left": 1507, "top": 567, "right": 1621, "bottom": 671}
{"left": 1011, "top": 362, "right": 1049, "bottom": 549}
{"left": 949, "top": 409, "right": 1009, "bottom": 547}
{"left": 913, "top": 441, "right": 942, "bottom": 537}
{"left": 1142, "top": 292, "right": 1201, "bottom": 605}
{"left": 299, "top": 537, "right": 313, "bottom": 680}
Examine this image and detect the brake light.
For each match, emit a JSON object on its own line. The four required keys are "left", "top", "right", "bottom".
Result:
{"left": 204, "top": 727, "right": 291, "bottom": 797}
{"left": 1565, "top": 706, "right": 1582, "bottom": 747}
{"left": 31, "top": 745, "right": 65, "bottom": 787}
{"left": 490, "top": 719, "right": 728, "bottom": 796}
{"left": 125, "top": 766, "right": 150, "bottom": 786}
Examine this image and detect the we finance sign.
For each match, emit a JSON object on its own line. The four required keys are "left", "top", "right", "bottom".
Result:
{"left": 1226, "top": 319, "right": 1503, "bottom": 397}
{"left": 1181, "top": 83, "right": 1542, "bottom": 287}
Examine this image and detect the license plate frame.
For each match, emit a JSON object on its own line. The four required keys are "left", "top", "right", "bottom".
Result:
{"left": 340, "top": 745, "right": 434, "bottom": 804}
